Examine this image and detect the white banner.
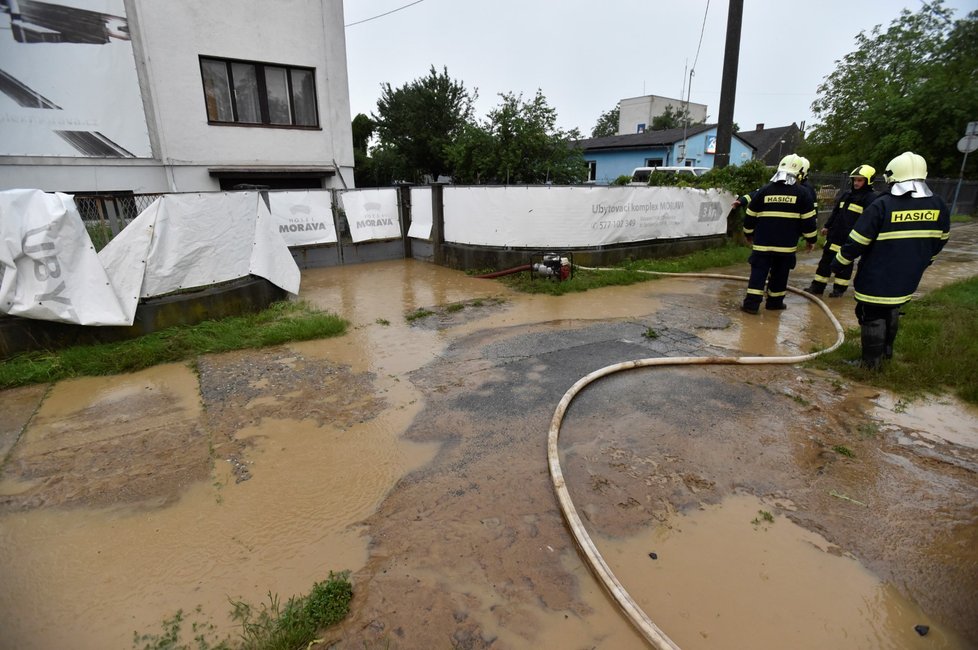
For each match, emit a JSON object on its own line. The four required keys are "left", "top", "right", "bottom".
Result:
{"left": 340, "top": 189, "right": 401, "bottom": 243}
{"left": 268, "top": 191, "right": 337, "bottom": 246}
{"left": 0, "top": 189, "right": 131, "bottom": 325}
{"left": 443, "top": 186, "right": 732, "bottom": 247}
{"left": 99, "top": 192, "right": 300, "bottom": 312}
{"left": 407, "top": 187, "right": 433, "bottom": 240}
{"left": 0, "top": 0, "right": 152, "bottom": 158}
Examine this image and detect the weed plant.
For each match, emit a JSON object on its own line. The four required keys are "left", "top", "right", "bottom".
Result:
{"left": 0, "top": 301, "right": 347, "bottom": 389}
{"left": 133, "top": 572, "right": 352, "bottom": 650}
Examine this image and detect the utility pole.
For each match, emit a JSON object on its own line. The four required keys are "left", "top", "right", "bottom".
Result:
{"left": 714, "top": 0, "right": 743, "bottom": 169}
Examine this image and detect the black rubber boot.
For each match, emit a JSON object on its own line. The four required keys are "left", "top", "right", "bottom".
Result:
{"left": 884, "top": 309, "right": 900, "bottom": 359}
{"left": 765, "top": 300, "right": 786, "bottom": 311}
{"left": 804, "top": 281, "right": 826, "bottom": 296}
{"left": 860, "top": 318, "right": 887, "bottom": 370}
{"left": 828, "top": 286, "right": 846, "bottom": 298}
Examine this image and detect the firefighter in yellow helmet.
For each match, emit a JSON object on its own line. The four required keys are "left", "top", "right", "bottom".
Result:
{"left": 741, "top": 154, "right": 818, "bottom": 314}
{"left": 804, "top": 164, "right": 878, "bottom": 297}
{"left": 831, "top": 152, "right": 950, "bottom": 369}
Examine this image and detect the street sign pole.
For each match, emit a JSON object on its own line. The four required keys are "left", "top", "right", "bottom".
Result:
{"left": 952, "top": 133, "right": 978, "bottom": 216}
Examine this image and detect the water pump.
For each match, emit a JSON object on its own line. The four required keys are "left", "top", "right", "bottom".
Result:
{"left": 530, "top": 252, "right": 572, "bottom": 281}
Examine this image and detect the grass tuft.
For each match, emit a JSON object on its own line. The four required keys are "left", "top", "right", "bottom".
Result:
{"left": 809, "top": 275, "right": 978, "bottom": 406}
{"left": 0, "top": 301, "right": 347, "bottom": 389}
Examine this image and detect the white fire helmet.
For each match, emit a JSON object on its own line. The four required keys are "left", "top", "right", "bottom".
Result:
{"left": 770, "top": 154, "right": 802, "bottom": 184}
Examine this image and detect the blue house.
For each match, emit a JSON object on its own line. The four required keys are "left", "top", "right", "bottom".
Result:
{"left": 576, "top": 124, "right": 756, "bottom": 184}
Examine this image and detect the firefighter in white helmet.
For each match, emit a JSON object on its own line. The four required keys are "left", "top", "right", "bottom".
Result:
{"left": 741, "top": 154, "right": 818, "bottom": 314}
{"left": 804, "top": 164, "right": 878, "bottom": 297}
{"left": 831, "top": 152, "right": 950, "bottom": 369}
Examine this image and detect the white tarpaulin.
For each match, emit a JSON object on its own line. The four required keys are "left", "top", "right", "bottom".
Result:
{"left": 0, "top": 189, "right": 131, "bottom": 325}
{"left": 268, "top": 191, "right": 337, "bottom": 246}
{"left": 443, "top": 186, "right": 733, "bottom": 247}
{"left": 340, "top": 189, "right": 401, "bottom": 242}
{"left": 99, "top": 193, "right": 300, "bottom": 320}
{"left": 407, "top": 187, "right": 433, "bottom": 239}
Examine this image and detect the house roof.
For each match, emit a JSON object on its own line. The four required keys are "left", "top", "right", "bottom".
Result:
{"left": 737, "top": 124, "right": 804, "bottom": 165}
{"left": 575, "top": 123, "right": 717, "bottom": 151}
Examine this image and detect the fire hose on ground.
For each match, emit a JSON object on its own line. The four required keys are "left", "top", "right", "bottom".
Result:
{"left": 545, "top": 266, "right": 846, "bottom": 649}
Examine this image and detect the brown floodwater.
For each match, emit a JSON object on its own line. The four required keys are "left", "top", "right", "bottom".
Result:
{"left": 1, "top": 248, "right": 975, "bottom": 649}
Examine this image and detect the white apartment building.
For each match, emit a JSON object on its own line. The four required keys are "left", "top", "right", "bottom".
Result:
{"left": 0, "top": 0, "right": 355, "bottom": 194}
{"left": 618, "top": 94, "right": 708, "bottom": 135}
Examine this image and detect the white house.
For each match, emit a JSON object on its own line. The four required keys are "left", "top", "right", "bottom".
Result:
{"left": 618, "top": 94, "right": 708, "bottom": 135}
{"left": 0, "top": 0, "right": 354, "bottom": 195}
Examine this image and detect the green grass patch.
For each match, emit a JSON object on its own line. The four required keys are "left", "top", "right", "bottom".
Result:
{"left": 809, "top": 276, "right": 978, "bottom": 405}
{"left": 0, "top": 300, "right": 347, "bottom": 389}
{"left": 405, "top": 307, "right": 435, "bottom": 321}
{"left": 832, "top": 444, "right": 855, "bottom": 458}
{"left": 133, "top": 572, "right": 352, "bottom": 650}
{"left": 496, "top": 242, "right": 751, "bottom": 296}
{"left": 623, "top": 242, "right": 751, "bottom": 274}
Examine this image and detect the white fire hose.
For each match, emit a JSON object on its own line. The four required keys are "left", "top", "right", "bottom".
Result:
{"left": 547, "top": 267, "right": 846, "bottom": 649}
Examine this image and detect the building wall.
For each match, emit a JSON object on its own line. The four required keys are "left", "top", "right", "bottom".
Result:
{"left": 0, "top": 0, "right": 354, "bottom": 193}
{"left": 584, "top": 129, "right": 755, "bottom": 184}
{"left": 618, "top": 95, "right": 709, "bottom": 135}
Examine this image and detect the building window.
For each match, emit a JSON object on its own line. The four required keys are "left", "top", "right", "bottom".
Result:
{"left": 636, "top": 123, "right": 646, "bottom": 133}
{"left": 645, "top": 158, "right": 664, "bottom": 167}
{"left": 200, "top": 56, "right": 319, "bottom": 128}
{"left": 587, "top": 161, "right": 596, "bottom": 182}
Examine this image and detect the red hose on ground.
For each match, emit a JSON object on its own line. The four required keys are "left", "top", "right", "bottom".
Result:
{"left": 474, "top": 264, "right": 531, "bottom": 279}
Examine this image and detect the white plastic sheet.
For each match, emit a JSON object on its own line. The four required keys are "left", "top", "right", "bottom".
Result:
{"left": 340, "top": 189, "right": 401, "bottom": 242}
{"left": 443, "top": 186, "right": 733, "bottom": 247}
{"left": 407, "top": 187, "right": 433, "bottom": 239}
{"left": 99, "top": 193, "right": 300, "bottom": 310}
{"left": 268, "top": 191, "right": 337, "bottom": 246}
{"left": 0, "top": 189, "right": 131, "bottom": 325}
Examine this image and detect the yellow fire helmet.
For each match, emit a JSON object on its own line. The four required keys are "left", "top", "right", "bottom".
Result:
{"left": 884, "top": 152, "right": 927, "bottom": 183}
{"left": 849, "top": 164, "right": 876, "bottom": 181}
{"left": 796, "top": 156, "right": 811, "bottom": 180}
{"left": 770, "top": 154, "right": 802, "bottom": 183}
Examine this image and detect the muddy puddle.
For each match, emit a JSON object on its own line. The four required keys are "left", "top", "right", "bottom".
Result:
{"left": 1, "top": 239, "right": 977, "bottom": 649}
{"left": 598, "top": 493, "right": 968, "bottom": 649}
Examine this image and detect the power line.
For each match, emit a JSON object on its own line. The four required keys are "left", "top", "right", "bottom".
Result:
{"left": 345, "top": 0, "right": 426, "bottom": 27}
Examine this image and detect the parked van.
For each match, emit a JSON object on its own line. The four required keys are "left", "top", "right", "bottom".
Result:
{"left": 629, "top": 166, "right": 710, "bottom": 185}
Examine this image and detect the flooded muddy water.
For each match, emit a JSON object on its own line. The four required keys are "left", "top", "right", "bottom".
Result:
{"left": 1, "top": 229, "right": 977, "bottom": 649}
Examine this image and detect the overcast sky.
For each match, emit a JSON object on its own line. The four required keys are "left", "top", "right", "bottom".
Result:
{"left": 342, "top": 0, "right": 976, "bottom": 136}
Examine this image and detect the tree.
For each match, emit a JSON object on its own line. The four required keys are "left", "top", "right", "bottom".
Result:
{"left": 351, "top": 113, "right": 375, "bottom": 187}
{"left": 651, "top": 104, "right": 700, "bottom": 131}
{"left": 372, "top": 66, "right": 477, "bottom": 183}
{"left": 804, "top": 2, "right": 977, "bottom": 177}
{"left": 591, "top": 105, "right": 619, "bottom": 137}
{"left": 446, "top": 90, "right": 587, "bottom": 184}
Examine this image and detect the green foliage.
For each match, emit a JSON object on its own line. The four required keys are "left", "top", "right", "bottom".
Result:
{"left": 591, "top": 105, "right": 620, "bottom": 137}
{"left": 352, "top": 113, "right": 377, "bottom": 187}
{"left": 611, "top": 174, "right": 632, "bottom": 186}
{"left": 446, "top": 90, "right": 587, "bottom": 184}
{"left": 650, "top": 104, "right": 702, "bottom": 131}
{"left": 86, "top": 221, "right": 113, "bottom": 251}
{"left": 810, "top": 275, "right": 978, "bottom": 405}
{"left": 0, "top": 301, "right": 348, "bottom": 389}
{"left": 372, "top": 66, "right": 477, "bottom": 183}
{"left": 691, "top": 159, "right": 771, "bottom": 198}
{"left": 804, "top": 2, "right": 978, "bottom": 178}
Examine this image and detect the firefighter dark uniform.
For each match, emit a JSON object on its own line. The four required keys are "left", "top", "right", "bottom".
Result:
{"left": 831, "top": 152, "right": 950, "bottom": 369}
{"left": 805, "top": 164, "right": 878, "bottom": 297}
{"left": 742, "top": 155, "right": 818, "bottom": 314}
